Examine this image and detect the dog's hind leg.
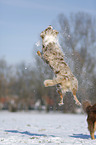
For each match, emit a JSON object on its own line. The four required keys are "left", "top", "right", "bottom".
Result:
{"left": 90, "top": 132, "right": 95, "bottom": 139}
{"left": 72, "top": 89, "right": 81, "bottom": 106}
{"left": 91, "top": 121, "right": 96, "bottom": 139}
{"left": 88, "top": 120, "right": 95, "bottom": 139}
{"left": 58, "top": 91, "right": 64, "bottom": 106}
{"left": 94, "top": 121, "right": 96, "bottom": 132}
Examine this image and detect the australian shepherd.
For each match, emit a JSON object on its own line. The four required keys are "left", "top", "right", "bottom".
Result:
{"left": 82, "top": 101, "right": 96, "bottom": 139}
{"left": 37, "top": 25, "right": 81, "bottom": 106}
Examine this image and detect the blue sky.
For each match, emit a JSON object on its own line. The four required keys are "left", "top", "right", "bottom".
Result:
{"left": 0, "top": 0, "right": 96, "bottom": 65}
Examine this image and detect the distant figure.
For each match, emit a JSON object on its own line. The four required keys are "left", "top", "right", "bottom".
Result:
{"left": 37, "top": 25, "right": 81, "bottom": 106}
{"left": 82, "top": 101, "right": 96, "bottom": 139}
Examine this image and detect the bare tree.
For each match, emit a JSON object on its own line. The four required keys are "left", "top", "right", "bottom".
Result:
{"left": 57, "top": 12, "right": 96, "bottom": 105}
{"left": 0, "top": 59, "right": 12, "bottom": 97}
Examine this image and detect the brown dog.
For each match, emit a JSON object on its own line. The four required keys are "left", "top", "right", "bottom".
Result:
{"left": 82, "top": 101, "right": 96, "bottom": 139}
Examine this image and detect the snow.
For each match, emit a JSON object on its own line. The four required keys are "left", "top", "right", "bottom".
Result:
{"left": 35, "top": 40, "right": 41, "bottom": 47}
{"left": 0, "top": 111, "right": 96, "bottom": 145}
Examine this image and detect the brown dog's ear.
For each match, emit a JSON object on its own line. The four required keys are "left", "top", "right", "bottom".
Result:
{"left": 82, "top": 100, "right": 91, "bottom": 113}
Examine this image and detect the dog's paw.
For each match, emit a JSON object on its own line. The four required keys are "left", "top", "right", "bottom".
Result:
{"left": 44, "top": 80, "right": 49, "bottom": 87}
{"left": 58, "top": 102, "right": 64, "bottom": 106}
{"left": 76, "top": 101, "right": 81, "bottom": 106}
{"left": 44, "top": 80, "right": 54, "bottom": 87}
{"left": 37, "top": 51, "right": 41, "bottom": 56}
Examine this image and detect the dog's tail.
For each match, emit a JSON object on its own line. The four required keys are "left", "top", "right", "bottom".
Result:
{"left": 82, "top": 100, "right": 91, "bottom": 114}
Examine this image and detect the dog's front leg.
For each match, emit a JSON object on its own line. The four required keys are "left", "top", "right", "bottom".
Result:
{"left": 37, "top": 51, "right": 42, "bottom": 58}
{"left": 44, "top": 77, "right": 62, "bottom": 87}
{"left": 58, "top": 91, "right": 64, "bottom": 106}
{"left": 37, "top": 50, "right": 47, "bottom": 62}
{"left": 44, "top": 79, "right": 57, "bottom": 87}
{"left": 44, "top": 78, "right": 64, "bottom": 106}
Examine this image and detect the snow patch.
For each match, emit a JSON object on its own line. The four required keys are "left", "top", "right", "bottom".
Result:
{"left": 0, "top": 111, "right": 96, "bottom": 145}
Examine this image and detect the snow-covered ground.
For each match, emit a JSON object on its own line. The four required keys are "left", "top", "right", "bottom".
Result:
{"left": 0, "top": 111, "right": 96, "bottom": 145}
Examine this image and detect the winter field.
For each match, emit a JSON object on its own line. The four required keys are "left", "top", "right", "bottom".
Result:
{"left": 0, "top": 111, "right": 96, "bottom": 145}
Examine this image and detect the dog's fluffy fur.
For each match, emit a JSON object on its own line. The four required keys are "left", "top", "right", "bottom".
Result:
{"left": 37, "top": 26, "right": 81, "bottom": 106}
{"left": 82, "top": 101, "right": 96, "bottom": 139}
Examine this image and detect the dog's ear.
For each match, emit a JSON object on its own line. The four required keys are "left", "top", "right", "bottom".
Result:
{"left": 53, "top": 30, "right": 59, "bottom": 35}
{"left": 40, "top": 31, "right": 45, "bottom": 39}
{"left": 55, "top": 30, "right": 59, "bottom": 35}
{"left": 82, "top": 100, "right": 91, "bottom": 113}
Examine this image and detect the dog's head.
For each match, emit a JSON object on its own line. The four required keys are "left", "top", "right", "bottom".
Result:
{"left": 40, "top": 25, "right": 59, "bottom": 46}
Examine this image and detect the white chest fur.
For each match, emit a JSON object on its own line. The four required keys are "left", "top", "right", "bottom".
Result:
{"left": 43, "top": 34, "right": 58, "bottom": 46}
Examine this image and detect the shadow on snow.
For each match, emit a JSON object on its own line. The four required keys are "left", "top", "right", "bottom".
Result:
{"left": 5, "top": 130, "right": 55, "bottom": 137}
{"left": 70, "top": 134, "right": 96, "bottom": 139}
